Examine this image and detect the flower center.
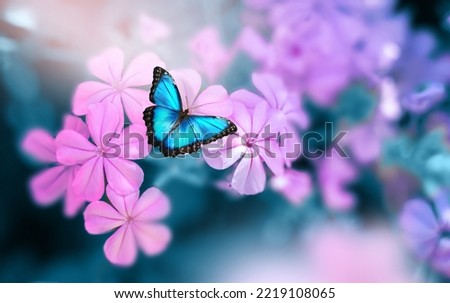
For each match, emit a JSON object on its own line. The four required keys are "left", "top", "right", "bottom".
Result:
{"left": 246, "top": 137, "right": 256, "bottom": 147}
{"left": 112, "top": 81, "right": 125, "bottom": 92}
{"left": 96, "top": 148, "right": 107, "bottom": 157}
{"left": 290, "top": 44, "right": 302, "bottom": 57}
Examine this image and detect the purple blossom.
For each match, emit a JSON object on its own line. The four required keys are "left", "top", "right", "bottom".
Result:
{"left": 392, "top": 31, "right": 450, "bottom": 113}
{"left": 400, "top": 194, "right": 450, "bottom": 277}
{"left": 204, "top": 102, "right": 285, "bottom": 195}
{"left": 401, "top": 83, "right": 446, "bottom": 114}
{"left": 231, "top": 72, "right": 308, "bottom": 165}
{"left": 241, "top": 0, "right": 407, "bottom": 105}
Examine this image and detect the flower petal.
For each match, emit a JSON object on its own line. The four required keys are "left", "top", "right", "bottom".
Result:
{"left": 72, "top": 81, "right": 115, "bottom": 116}
{"left": 133, "top": 222, "right": 171, "bottom": 255}
{"left": 106, "top": 185, "right": 139, "bottom": 218}
{"left": 103, "top": 223, "right": 138, "bottom": 266}
{"left": 230, "top": 102, "right": 252, "bottom": 135}
{"left": 22, "top": 129, "right": 56, "bottom": 163}
{"left": 189, "top": 85, "right": 232, "bottom": 117}
{"left": 322, "top": 184, "right": 356, "bottom": 211}
{"left": 252, "top": 72, "right": 286, "bottom": 109}
{"left": 231, "top": 157, "right": 266, "bottom": 195}
{"left": 189, "top": 26, "right": 230, "bottom": 83}
{"left": 230, "top": 89, "right": 265, "bottom": 111}
{"left": 252, "top": 102, "right": 285, "bottom": 134}
{"left": 30, "top": 166, "right": 68, "bottom": 205}
{"left": 137, "top": 13, "right": 171, "bottom": 45}
{"left": 400, "top": 198, "right": 440, "bottom": 260}
{"left": 121, "top": 88, "right": 151, "bottom": 124}
{"left": 270, "top": 169, "right": 312, "bottom": 205}
{"left": 86, "top": 102, "right": 122, "bottom": 148}
{"left": 434, "top": 193, "right": 450, "bottom": 226}
{"left": 256, "top": 139, "right": 285, "bottom": 176}
{"left": 107, "top": 124, "right": 150, "bottom": 160}
{"left": 87, "top": 47, "right": 124, "bottom": 85}
{"left": 84, "top": 201, "right": 124, "bottom": 234}
{"left": 133, "top": 187, "right": 170, "bottom": 221}
{"left": 104, "top": 157, "right": 144, "bottom": 196}
{"left": 237, "top": 26, "right": 270, "bottom": 63}
{"left": 253, "top": 103, "right": 286, "bottom": 135}
{"left": 64, "top": 166, "right": 86, "bottom": 217}
{"left": 203, "top": 134, "right": 247, "bottom": 170}
{"left": 72, "top": 156, "right": 105, "bottom": 201}
{"left": 63, "top": 115, "right": 89, "bottom": 139}
{"left": 55, "top": 130, "right": 97, "bottom": 165}
{"left": 170, "top": 69, "right": 201, "bottom": 110}
{"left": 279, "top": 124, "right": 302, "bottom": 166}
{"left": 122, "top": 52, "right": 165, "bottom": 87}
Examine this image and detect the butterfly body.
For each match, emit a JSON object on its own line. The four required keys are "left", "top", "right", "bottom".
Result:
{"left": 143, "top": 67, "right": 237, "bottom": 157}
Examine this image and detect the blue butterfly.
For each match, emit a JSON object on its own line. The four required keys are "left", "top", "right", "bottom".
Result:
{"left": 143, "top": 67, "right": 237, "bottom": 157}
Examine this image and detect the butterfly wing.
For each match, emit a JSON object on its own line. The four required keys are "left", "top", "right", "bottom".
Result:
{"left": 162, "top": 118, "right": 202, "bottom": 156}
{"left": 143, "top": 106, "right": 178, "bottom": 146}
{"left": 144, "top": 108, "right": 237, "bottom": 157}
{"left": 144, "top": 66, "right": 186, "bottom": 156}
{"left": 143, "top": 106, "right": 201, "bottom": 157}
{"left": 186, "top": 115, "right": 237, "bottom": 145}
{"left": 149, "top": 66, "right": 182, "bottom": 111}
{"left": 161, "top": 115, "right": 237, "bottom": 156}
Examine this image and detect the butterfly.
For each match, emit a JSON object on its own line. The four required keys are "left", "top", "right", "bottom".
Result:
{"left": 143, "top": 67, "right": 237, "bottom": 157}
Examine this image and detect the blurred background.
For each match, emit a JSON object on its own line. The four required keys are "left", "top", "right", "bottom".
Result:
{"left": 1, "top": 0, "right": 450, "bottom": 282}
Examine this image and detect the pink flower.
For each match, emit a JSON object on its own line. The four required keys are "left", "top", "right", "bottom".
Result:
{"left": 72, "top": 47, "right": 165, "bottom": 124}
{"left": 317, "top": 151, "right": 357, "bottom": 211}
{"left": 240, "top": 22, "right": 352, "bottom": 105}
{"left": 204, "top": 102, "right": 285, "bottom": 195}
{"left": 21, "top": 115, "right": 88, "bottom": 217}
{"left": 135, "top": 13, "right": 171, "bottom": 45}
{"left": 270, "top": 169, "right": 312, "bottom": 205}
{"left": 56, "top": 102, "right": 145, "bottom": 202}
{"left": 169, "top": 68, "right": 233, "bottom": 117}
{"left": 344, "top": 117, "right": 393, "bottom": 164}
{"left": 231, "top": 72, "right": 309, "bottom": 165}
{"left": 84, "top": 186, "right": 171, "bottom": 266}
{"left": 189, "top": 27, "right": 235, "bottom": 83}
{"left": 238, "top": 27, "right": 271, "bottom": 63}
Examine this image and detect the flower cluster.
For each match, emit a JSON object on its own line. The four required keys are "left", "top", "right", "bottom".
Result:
{"left": 22, "top": 48, "right": 171, "bottom": 266}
